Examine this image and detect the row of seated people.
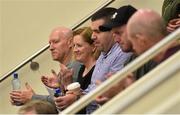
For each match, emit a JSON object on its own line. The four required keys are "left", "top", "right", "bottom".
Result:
{"left": 10, "top": 0, "right": 180, "bottom": 114}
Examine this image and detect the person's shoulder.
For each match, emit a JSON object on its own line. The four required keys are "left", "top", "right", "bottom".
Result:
{"left": 67, "top": 60, "right": 82, "bottom": 69}
{"left": 145, "top": 60, "right": 158, "bottom": 69}
{"left": 116, "top": 47, "right": 132, "bottom": 59}
{"left": 124, "top": 53, "right": 137, "bottom": 65}
{"left": 110, "top": 43, "right": 123, "bottom": 55}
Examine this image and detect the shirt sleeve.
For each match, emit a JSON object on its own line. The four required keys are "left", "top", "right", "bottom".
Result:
{"left": 32, "top": 94, "right": 54, "bottom": 104}
{"left": 110, "top": 52, "right": 132, "bottom": 73}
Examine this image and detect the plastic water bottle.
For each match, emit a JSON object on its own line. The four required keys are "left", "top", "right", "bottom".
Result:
{"left": 12, "top": 73, "right": 22, "bottom": 106}
{"left": 54, "top": 88, "right": 63, "bottom": 97}
{"left": 54, "top": 88, "right": 63, "bottom": 112}
{"left": 12, "top": 73, "right": 21, "bottom": 90}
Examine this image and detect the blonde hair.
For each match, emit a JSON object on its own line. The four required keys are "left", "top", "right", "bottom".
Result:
{"left": 73, "top": 27, "right": 100, "bottom": 59}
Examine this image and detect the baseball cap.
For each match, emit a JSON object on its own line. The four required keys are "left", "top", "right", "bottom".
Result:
{"left": 99, "top": 5, "right": 137, "bottom": 31}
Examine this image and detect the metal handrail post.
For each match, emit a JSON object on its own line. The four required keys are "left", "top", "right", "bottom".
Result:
{"left": 93, "top": 51, "right": 180, "bottom": 114}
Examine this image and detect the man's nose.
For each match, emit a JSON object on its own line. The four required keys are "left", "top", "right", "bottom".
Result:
{"left": 49, "top": 44, "right": 54, "bottom": 51}
{"left": 113, "top": 34, "right": 121, "bottom": 43}
{"left": 91, "top": 33, "right": 97, "bottom": 40}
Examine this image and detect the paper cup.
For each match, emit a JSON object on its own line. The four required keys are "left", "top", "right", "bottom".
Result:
{"left": 67, "top": 82, "right": 81, "bottom": 95}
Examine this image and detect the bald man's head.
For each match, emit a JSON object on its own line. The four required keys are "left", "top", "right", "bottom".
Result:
{"left": 127, "top": 9, "right": 167, "bottom": 55}
{"left": 49, "top": 27, "right": 73, "bottom": 62}
{"left": 50, "top": 26, "right": 73, "bottom": 40}
{"left": 128, "top": 9, "right": 167, "bottom": 39}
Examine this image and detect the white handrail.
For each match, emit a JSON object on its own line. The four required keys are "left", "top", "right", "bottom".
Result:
{"left": 0, "top": 0, "right": 115, "bottom": 83}
{"left": 61, "top": 28, "right": 180, "bottom": 114}
{"left": 147, "top": 91, "right": 180, "bottom": 113}
{"left": 93, "top": 51, "right": 180, "bottom": 114}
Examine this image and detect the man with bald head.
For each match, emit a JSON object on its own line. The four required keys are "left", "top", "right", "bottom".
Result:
{"left": 127, "top": 9, "right": 179, "bottom": 65}
{"left": 127, "top": 9, "right": 167, "bottom": 56}
{"left": 49, "top": 27, "right": 73, "bottom": 63}
{"left": 10, "top": 27, "right": 81, "bottom": 108}
{"left": 43, "top": 26, "right": 81, "bottom": 91}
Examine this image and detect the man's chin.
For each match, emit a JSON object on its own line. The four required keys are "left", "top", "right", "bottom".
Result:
{"left": 52, "top": 57, "right": 58, "bottom": 61}
{"left": 96, "top": 47, "right": 102, "bottom": 51}
{"left": 94, "top": 43, "right": 101, "bottom": 47}
{"left": 122, "top": 47, "right": 132, "bottom": 53}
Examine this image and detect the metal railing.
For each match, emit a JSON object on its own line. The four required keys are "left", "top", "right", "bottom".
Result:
{"left": 61, "top": 28, "right": 180, "bottom": 114}
{"left": 94, "top": 51, "right": 180, "bottom": 114}
{"left": 0, "top": 0, "right": 115, "bottom": 83}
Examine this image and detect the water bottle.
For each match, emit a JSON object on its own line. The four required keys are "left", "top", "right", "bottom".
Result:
{"left": 12, "top": 73, "right": 21, "bottom": 90}
{"left": 12, "top": 73, "right": 22, "bottom": 106}
{"left": 54, "top": 88, "right": 63, "bottom": 112}
{"left": 54, "top": 88, "right": 63, "bottom": 97}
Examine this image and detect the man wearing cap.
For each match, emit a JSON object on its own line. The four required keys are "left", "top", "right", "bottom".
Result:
{"left": 84, "top": 7, "right": 132, "bottom": 113}
{"left": 100, "top": 5, "right": 158, "bottom": 80}
{"left": 99, "top": 5, "right": 136, "bottom": 53}
{"left": 96, "top": 5, "right": 158, "bottom": 104}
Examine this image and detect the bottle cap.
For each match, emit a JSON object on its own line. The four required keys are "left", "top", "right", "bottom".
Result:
{"left": 54, "top": 88, "right": 61, "bottom": 97}
{"left": 55, "top": 88, "right": 61, "bottom": 94}
{"left": 13, "top": 73, "right": 18, "bottom": 78}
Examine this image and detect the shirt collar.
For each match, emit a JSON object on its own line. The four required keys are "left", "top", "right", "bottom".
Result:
{"left": 101, "top": 42, "right": 119, "bottom": 59}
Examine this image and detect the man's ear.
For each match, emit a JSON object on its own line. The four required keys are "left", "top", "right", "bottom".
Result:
{"left": 135, "top": 33, "right": 146, "bottom": 45}
{"left": 68, "top": 37, "right": 73, "bottom": 48}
